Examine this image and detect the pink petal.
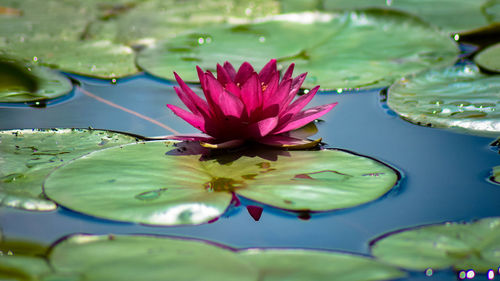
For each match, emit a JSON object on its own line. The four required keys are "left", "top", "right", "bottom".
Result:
{"left": 281, "top": 63, "right": 295, "bottom": 82}
{"left": 167, "top": 104, "right": 206, "bottom": 133}
{"left": 200, "top": 139, "right": 245, "bottom": 149}
{"left": 264, "top": 78, "right": 291, "bottom": 113}
{"left": 240, "top": 73, "right": 262, "bottom": 116}
{"left": 281, "top": 86, "right": 320, "bottom": 117}
{"left": 235, "top": 62, "right": 255, "bottom": 85}
{"left": 281, "top": 73, "right": 307, "bottom": 109}
{"left": 153, "top": 133, "right": 215, "bottom": 142}
{"left": 258, "top": 59, "right": 277, "bottom": 84}
{"left": 223, "top": 61, "right": 236, "bottom": 80}
{"left": 173, "top": 72, "right": 211, "bottom": 117}
{"left": 248, "top": 117, "right": 279, "bottom": 138}
{"left": 257, "top": 135, "right": 322, "bottom": 149}
{"left": 273, "top": 103, "right": 337, "bottom": 135}
{"left": 216, "top": 64, "right": 232, "bottom": 86}
{"left": 218, "top": 88, "right": 245, "bottom": 118}
{"left": 261, "top": 71, "right": 280, "bottom": 106}
{"left": 217, "top": 64, "right": 240, "bottom": 97}
{"left": 246, "top": 205, "right": 263, "bottom": 221}
{"left": 196, "top": 66, "right": 207, "bottom": 90}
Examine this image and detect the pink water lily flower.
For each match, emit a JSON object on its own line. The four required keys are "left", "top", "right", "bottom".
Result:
{"left": 167, "top": 59, "right": 337, "bottom": 149}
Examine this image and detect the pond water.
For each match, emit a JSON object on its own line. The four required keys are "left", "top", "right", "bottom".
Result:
{"left": 1, "top": 73, "right": 499, "bottom": 280}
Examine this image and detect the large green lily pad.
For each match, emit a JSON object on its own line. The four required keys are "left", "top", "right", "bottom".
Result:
{"left": 49, "top": 234, "right": 257, "bottom": 281}
{"left": 387, "top": 64, "right": 500, "bottom": 135}
{"left": 0, "top": 60, "right": 72, "bottom": 103}
{"left": 46, "top": 234, "right": 404, "bottom": 281}
{"left": 0, "top": 129, "right": 139, "bottom": 211}
{"left": 84, "top": 0, "right": 281, "bottom": 47}
{"left": 0, "top": 0, "right": 139, "bottom": 78}
{"left": 137, "top": 9, "right": 458, "bottom": 90}
{"left": 43, "top": 141, "right": 399, "bottom": 225}
{"left": 320, "top": 0, "right": 495, "bottom": 33}
{"left": 239, "top": 248, "right": 405, "bottom": 281}
{"left": 475, "top": 42, "right": 500, "bottom": 73}
{"left": 371, "top": 217, "right": 500, "bottom": 272}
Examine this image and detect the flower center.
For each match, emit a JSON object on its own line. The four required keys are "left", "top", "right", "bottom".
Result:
{"left": 203, "top": 177, "right": 245, "bottom": 192}
{"left": 261, "top": 82, "right": 268, "bottom": 92}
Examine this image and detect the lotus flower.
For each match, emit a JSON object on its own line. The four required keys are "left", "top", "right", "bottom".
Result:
{"left": 167, "top": 59, "right": 337, "bottom": 149}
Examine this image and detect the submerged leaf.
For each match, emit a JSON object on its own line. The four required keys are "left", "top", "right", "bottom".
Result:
{"left": 137, "top": 10, "right": 458, "bottom": 89}
{"left": 0, "top": 129, "right": 139, "bottom": 211}
{"left": 44, "top": 141, "right": 399, "bottom": 225}
{"left": 371, "top": 217, "right": 500, "bottom": 272}
{"left": 387, "top": 64, "right": 500, "bottom": 135}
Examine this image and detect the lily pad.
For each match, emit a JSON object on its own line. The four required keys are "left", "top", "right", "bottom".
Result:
{"left": 387, "top": 64, "right": 500, "bottom": 135}
{"left": 0, "top": 129, "right": 139, "bottom": 211}
{"left": 47, "top": 234, "right": 404, "bottom": 281}
{"left": 84, "top": 0, "right": 281, "bottom": 47}
{"left": 0, "top": 237, "right": 51, "bottom": 281}
{"left": 475, "top": 42, "right": 500, "bottom": 73}
{"left": 238, "top": 248, "right": 406, "bottom": 281}
{"left": 137, "top": 10, "right": 458, "bottom": 89}
{"left": 49, "top": 234, "right": 258, "bottom": 281}
{"left": 0, "top": 60, "right": 72, "bottom": 103}
{"left": 43, "top": 141, "right": 399, "bottom": 225}
{"left": 0, "top": 0, "right": 139, "bottom": 78}
{"left": 320, "top": 0, "right": 494, "bottom": 33}
{"left": 491, "top": 166, "right": 500, "bottom": 184}
{"left": 371, "top": 217, "right": 500, "bottom": 272}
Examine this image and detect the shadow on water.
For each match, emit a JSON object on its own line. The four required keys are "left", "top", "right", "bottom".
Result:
{"left": 0, "top": 74, "right": 499, "bottom": 281}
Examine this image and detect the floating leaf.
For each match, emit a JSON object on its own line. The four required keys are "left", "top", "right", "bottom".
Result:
{"left": 0, "top": 0, "right": 139, "bottom": 78}
{"left": 475, "top": 42, "right": 500, "bottom": 73}
{"left": 371, "top": 217, "right": 500, "bottom": 272}
{"left": 239, "top": 249, "right": 406, "bottom": 281}
{"left": 0, "top": 60, "right": 72, "bottom": 103}
{"left": 0, "top": 129, "right": 139, "bottom": 211}
{"left": 387, "top": 64, "right": 500, "bottom": 135}
{"left": 491, "top": 166, "right": 500, "bottom": 184}
{"left": 0, "top": 237, "right": 51, "bottom": 281}
{"left": 85, "top": 0, "right": 281, "bottom": 47}
{"left": 47, "top": 234, "right": 404, "bottom": 281}
{"left": 44, "top": 141, "right": 399, "bottom": 225}
{"left": 137, "top": 10, "right": 458, "bottom": 89}
{"left": 319, "top": 0, "right": 494, "bottom": 33}
{"left": 49, "top": 234, "right": 258, "bottom": 281}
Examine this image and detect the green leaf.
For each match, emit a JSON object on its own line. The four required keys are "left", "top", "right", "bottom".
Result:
{"left": 84, "top": 0, "right": 281, "bottom": 47}
{"left": 371, "top": 217, "right": 500, "bottom": 272}
{"left": 0, "top": 0, "right": 138, "bottom": 78}
{"left": 491, "top": 165, "right": 500, "bottom": 184}
{"left": 0, "top": 129, "right": 139, "bottom": 211}
{"left": 137, "top": 10, "right": 458, "bottom": 90}
{"left": 239, "top": 249, "right": 406, "bottom": 281}
{"left": 49, "top": 234, "right": 258, "bottom": 281}
{"left": 47, "top": 234, "right": 404, "bottom": 281}
{"left": 43, "top": 141, "right": 399, "bottom": 225}
{"left": 320, "top": 0, "right": 493, "bottom": 33}
{"left": 0, "top": 237, "right": 51, "bottom": 281}
{"left": 474, "top": 42, "right": 500, "bottom": 73}
{"left": 387, "top": 64, "right": 500, "bottom": 136}
{"left": 0, "top": 60, "right": 72, "bottom": 103}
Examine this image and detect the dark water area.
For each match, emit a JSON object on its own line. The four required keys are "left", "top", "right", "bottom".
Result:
{"left": 1, "top": 73, "right": 499, "bottom": 280}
